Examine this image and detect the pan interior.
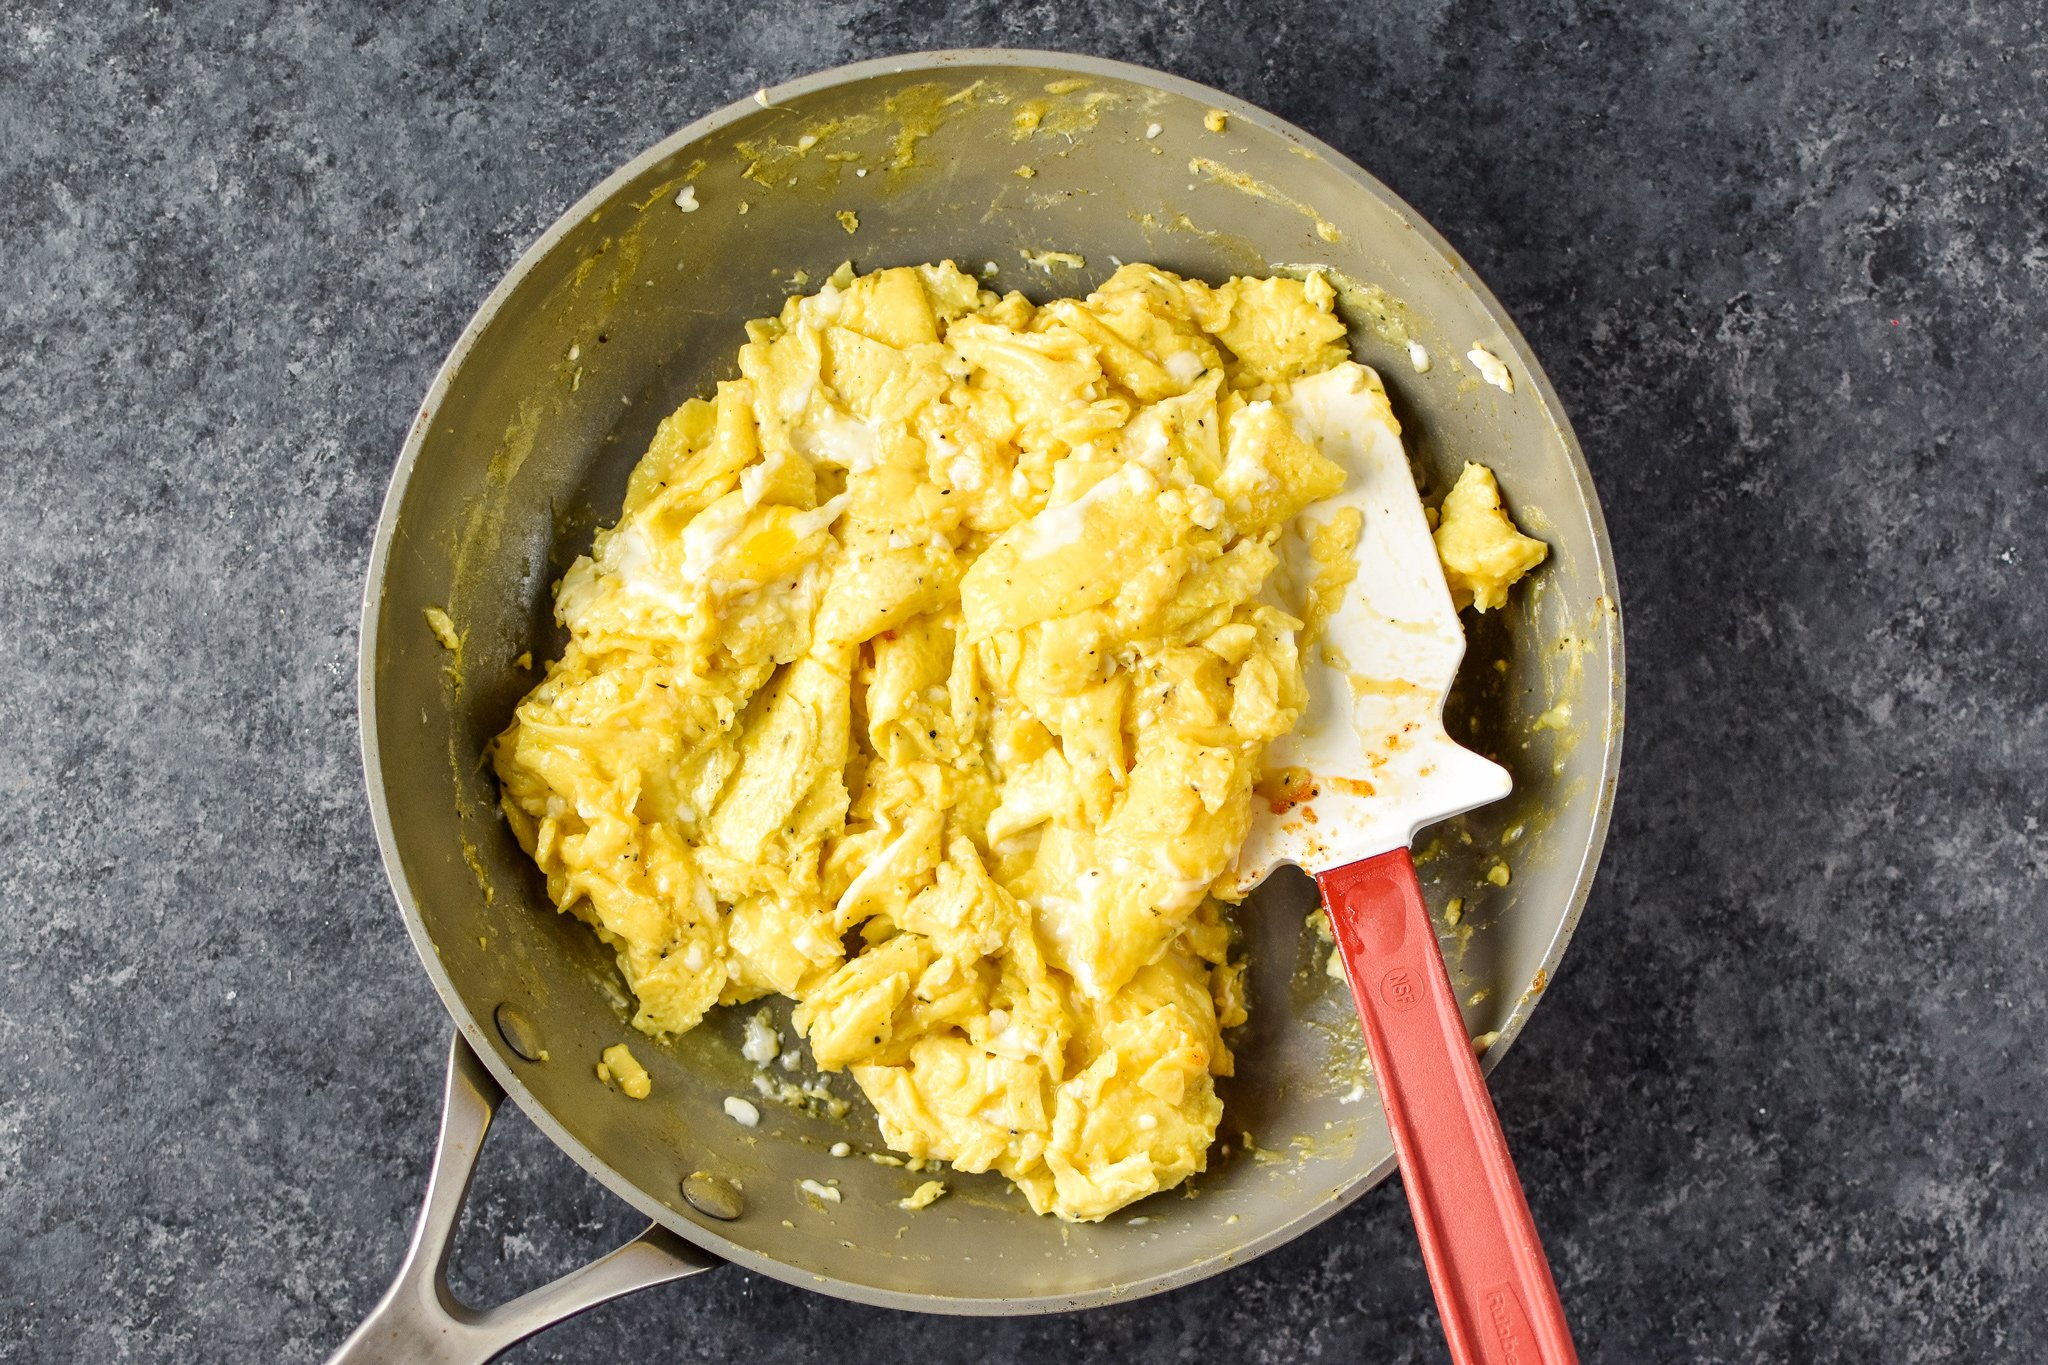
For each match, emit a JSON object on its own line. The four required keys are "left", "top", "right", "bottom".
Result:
{"left": 363, "top": 51, "right": 1620, "bottom": 1313}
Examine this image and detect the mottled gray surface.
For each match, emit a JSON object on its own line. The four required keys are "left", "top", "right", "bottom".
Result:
{"left": 2, "top": 1, "right": 2044, "bottom": 1361}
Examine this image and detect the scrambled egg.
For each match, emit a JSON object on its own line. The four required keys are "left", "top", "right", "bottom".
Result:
{"left": 493, "top": 259, "right": 1540, "bottom": 1221}
{"left": 1434, "top": 463, "right": 1548, "bottom": 612}
{"left": 597, "top": 1042, "right": 652, "bottom": 1099}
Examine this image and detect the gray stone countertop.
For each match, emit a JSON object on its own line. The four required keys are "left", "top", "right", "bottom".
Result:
{"left": 2, "top": 3, "right": 2043, "bottom": 1362}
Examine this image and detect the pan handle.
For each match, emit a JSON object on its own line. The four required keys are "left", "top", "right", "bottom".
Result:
{"left": 327, "top": 1033, "right": 722, "bottom": 1365}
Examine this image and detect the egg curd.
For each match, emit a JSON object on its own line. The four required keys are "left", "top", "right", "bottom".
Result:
{"left": 1434, "top": 463, "right": 1548, "bottom": 613}
{"left": 493, "top": 259, "right": 1539, "bottom": 1221}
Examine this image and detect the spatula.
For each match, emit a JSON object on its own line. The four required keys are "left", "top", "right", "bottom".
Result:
{"left": 1227, "top": 362, "right": 1579, "bottom": 1365}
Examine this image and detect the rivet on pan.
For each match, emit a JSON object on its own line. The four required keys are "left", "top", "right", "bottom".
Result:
{"left": 681, "top": 1171, "right": 745, "bottom": 1221}
{"left": 493, "top": 1003, "right": 547, "bottom": 1062}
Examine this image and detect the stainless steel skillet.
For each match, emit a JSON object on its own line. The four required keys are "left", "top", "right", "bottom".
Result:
{"left": 341, "top": 48, "right": 1624, "bottom": 1361}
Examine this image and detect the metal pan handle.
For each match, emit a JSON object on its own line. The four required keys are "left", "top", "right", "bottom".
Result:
{"left": 327, "top": 1034, "right": 722, "bottom": 1364}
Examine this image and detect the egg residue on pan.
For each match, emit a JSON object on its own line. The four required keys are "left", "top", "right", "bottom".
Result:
{"left": 492, "top": 260, "right": 1541, "bottom": 1221}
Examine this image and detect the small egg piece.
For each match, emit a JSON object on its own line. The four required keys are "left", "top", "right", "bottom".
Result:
{"left": 601, "top": 1044, "right": 651, "bottom": 1099}
{"left": 898, "top": 1180, "right": 946, "bottom": 1210}
{"left": 1433, "top": 463, "right": 1547, "bottom": 612}
{"left": 1467, "top": 343, "right": 1513, "bottom": 393}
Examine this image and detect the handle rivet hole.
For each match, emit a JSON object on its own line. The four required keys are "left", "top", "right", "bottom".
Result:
{"left": 681, "top": 1171, "right": 745, "bottom": 1221}
{"left": 494, "top": 1003, "right": 547, "bottom": 1062}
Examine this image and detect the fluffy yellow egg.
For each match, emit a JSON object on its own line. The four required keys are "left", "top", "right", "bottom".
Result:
{"left": 493, "top": 260, "right": 1541, "bottom": 1221}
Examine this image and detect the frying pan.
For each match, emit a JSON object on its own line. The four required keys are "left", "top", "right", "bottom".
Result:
{"left": 343, "top": 48, "right": 1624, "bottom": 1360}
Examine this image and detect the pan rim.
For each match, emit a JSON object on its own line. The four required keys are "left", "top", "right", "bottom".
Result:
{"left": 356, "top": 45, "right": 1626, "bottom": 1315}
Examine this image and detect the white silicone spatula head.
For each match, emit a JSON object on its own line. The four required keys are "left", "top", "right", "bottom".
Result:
{"left": 1225, "top": 361, "right": 1512, "bottom": 894}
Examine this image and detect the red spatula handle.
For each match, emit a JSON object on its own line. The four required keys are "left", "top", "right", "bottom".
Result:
{"left": 1317, "top": 849, "right": 1579, "bottom": 1365}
